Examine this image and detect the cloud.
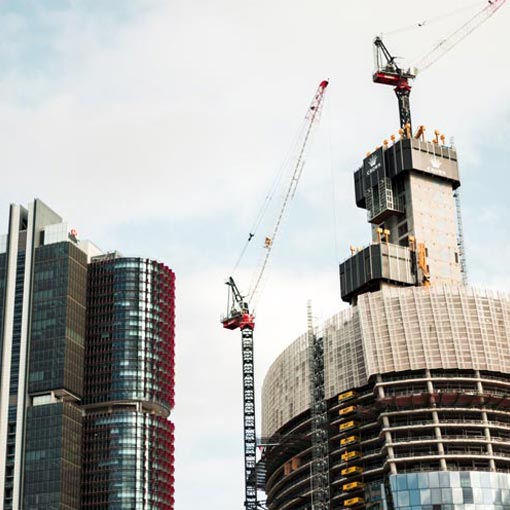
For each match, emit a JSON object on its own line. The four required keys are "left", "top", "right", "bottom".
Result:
{"left": 0, "top": 2, "right": 509, "bottom": 509}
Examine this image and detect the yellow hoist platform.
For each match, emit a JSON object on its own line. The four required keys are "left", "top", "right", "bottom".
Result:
{"left": 339, "top": 405, "right": 356, "bottom": 416}
{"left": 338, "top": 390, "right": 358, "bottom": 403}
{"left": 339, "top": 420, "right": 359, "bottom": 432}
{"left": 340, "top": 435, "right": 359, "bottom": 446}
{"left": 341, "top": 466, "right": 364, "bottom": 476}
{"left": 342, "top": 451, "right": 361, "bottom": 462}
{"left": 343, "top": 481, "right": 365, "bottom": 492}
{"left": 344, "top": 497, "right": 364, "bottom": 507}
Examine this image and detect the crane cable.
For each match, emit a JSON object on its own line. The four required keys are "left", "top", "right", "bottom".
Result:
{"left": 411, "top": 0, "right": 507, "bottom": 73}
{"left": 247, "top": 85, "right": 328, "bottom": 306}
{"left": 231, "top": 122, "right": 308, "bottom": 275}
{"left": 382, "top": 1, "right": 486, "bottom": 37}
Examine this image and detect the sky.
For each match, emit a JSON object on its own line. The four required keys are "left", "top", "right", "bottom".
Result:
{"left": 0, "top": 1, "right": 509, "bottom": 508}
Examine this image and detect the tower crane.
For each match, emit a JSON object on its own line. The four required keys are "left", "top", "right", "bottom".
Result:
{"left": 221, "top": 80, "right": 329, "bottom": 510}
{"left": 373, "top": 0, "right": 507, "bottom": 132}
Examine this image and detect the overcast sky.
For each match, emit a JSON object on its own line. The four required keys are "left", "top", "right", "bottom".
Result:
{"left": 0, "top": 1, "right": 509, "bottom": 508}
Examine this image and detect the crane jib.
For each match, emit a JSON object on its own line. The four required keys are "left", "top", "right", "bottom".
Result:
{"left": 373, "top": 0, "right": 506, "bottom": 131}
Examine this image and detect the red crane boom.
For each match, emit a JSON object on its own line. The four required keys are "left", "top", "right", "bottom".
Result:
{"left": 221, "top": 80, "right": 328, "bottom": 510}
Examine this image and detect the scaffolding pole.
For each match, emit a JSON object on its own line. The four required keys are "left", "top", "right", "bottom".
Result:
{"left": 308, "top": 302, "right": 330, "bottom": 510}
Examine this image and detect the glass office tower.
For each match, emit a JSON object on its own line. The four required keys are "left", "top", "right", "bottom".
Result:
{"left": 82, "top": 255, "right": 175, "bottom": 509}
{"left": 0, "top": 200, "right": 87, "bottom": 510}
{"left": 0, "top": 200, "right": 176, "bottom": 510}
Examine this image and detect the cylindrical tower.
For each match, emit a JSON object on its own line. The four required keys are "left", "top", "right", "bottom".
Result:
{"left": 82, "top": 255, "right": 175, "bottom": 509}
{"left": 262, "top": 286, "right": 510, "bottom": 510}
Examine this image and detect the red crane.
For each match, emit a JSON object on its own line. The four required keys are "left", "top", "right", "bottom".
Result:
{"left": 221, "top": 80, "right": 328, "bottom": 510}
{"left": 373, "top": 0, "right": 507, "bottom": 132}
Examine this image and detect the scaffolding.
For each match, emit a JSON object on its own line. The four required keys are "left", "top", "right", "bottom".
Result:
{"left": 308, "top": 302, "right": 330, "bottom": 510}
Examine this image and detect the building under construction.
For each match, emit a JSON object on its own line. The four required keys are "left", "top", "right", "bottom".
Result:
{"left": 258, "top": 4, "right": 510, "bottom": 509}
{"left": 260, "top": 110, "right": 510, "bottom": 510}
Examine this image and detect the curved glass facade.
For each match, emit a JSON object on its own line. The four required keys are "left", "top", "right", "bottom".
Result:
{"left": 390, "top": 471, "right": 510, "bottom": 510}
{"left": 85, "top": 257, "right": 175, "bottom": 412}
{"left": 82, "top": 410, "right": 174, "bottom": 509}
{"left": 83, "top": 256, "right": 175, "bottom": 509}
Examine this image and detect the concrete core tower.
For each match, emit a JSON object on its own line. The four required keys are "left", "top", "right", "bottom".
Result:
{"left": 341, "top": 135, "right": 462, "bottom": 304}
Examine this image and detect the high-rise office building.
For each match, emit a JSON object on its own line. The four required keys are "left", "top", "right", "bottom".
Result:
{"left": 83, "top": 254, "right": 175, "bottom": 509}
{"left": 261, "top": 135, "right": 510, "bottom": 510}
{"left": 0, "top": 199, "right": 175, "bottom": 510}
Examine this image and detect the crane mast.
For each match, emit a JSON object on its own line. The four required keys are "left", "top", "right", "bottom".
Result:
{"left": 222, "top": 277, "right": 257, "bottom": 509}
{"left": 221, "top": 80, "right": 328, "bottom": 510}
{"left": 308, "top": 302, "right": 329, "bottom": 510}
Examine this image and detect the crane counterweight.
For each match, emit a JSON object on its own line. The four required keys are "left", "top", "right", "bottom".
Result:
{"left": 373, "top": 36, "right": 415, "bottom": 131}
{"left": 222, "top": 312, "right": 255, "bottom": 331}
{"left": 222, "top": 277, "right": 254, "bottom": 330}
